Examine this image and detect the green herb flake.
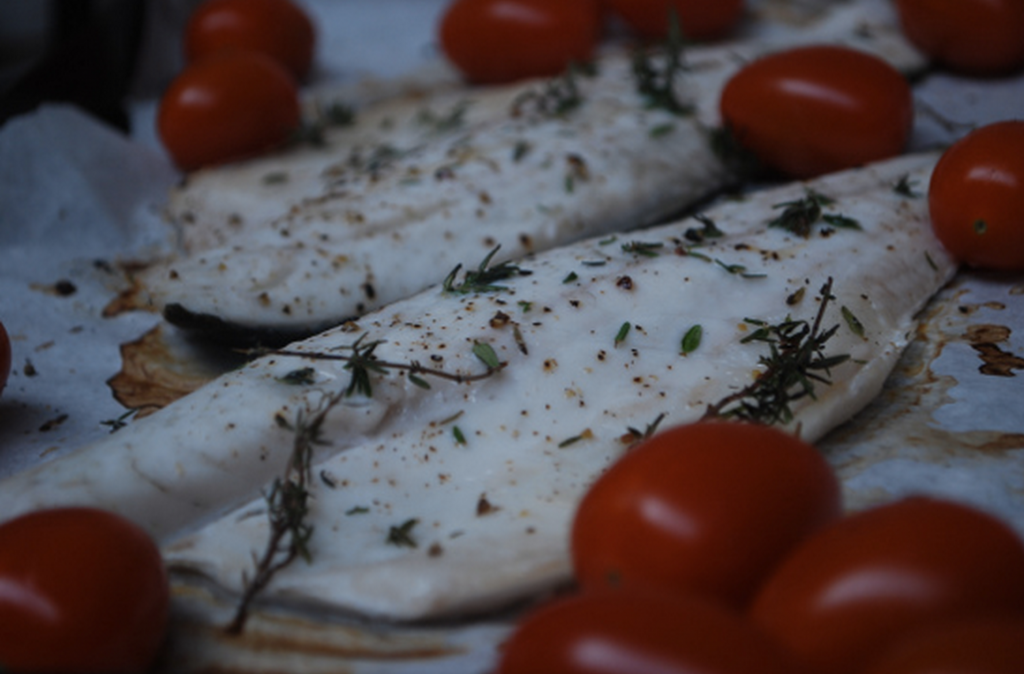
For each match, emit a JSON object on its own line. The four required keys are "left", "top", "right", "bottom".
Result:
{"left": 453, "top": 425, "right": 467, "bottom": 445}
{"left": 386, "top": 518, "right": 420, "bottom": 548}
{"left": 277, "top": 367, "right": 316, "bottom": 385}
{"left": 622, "top": 241, "right": 664, "bottom": 257}
{"left": 822, "top": 214, "right": 862, "bottom": 230}
{"left": 841, "top": 306, "right": 866, "bottom": 338}
{"left": 893, "top": 173, "right": 920, "bottom": 197}
{"left": 472, "top": 341, "right": 502, "bottom": 370}
{"left": 649, "top": 123, "right": 676, "bottom": 138}
{"left": 518, "top": 300, "right": 534, "bottom": 312}
{"left": 346, "top": 506, "right": 370, "bottom": 516}
{"left": 681, "top": 325, "right": 702, "bottom": 355}
{"left": 614, "top": 321, "right": 631, "bottom": 347}
{"left": 563, "top": 271, "right": 579, "bottom": 284}
{"left": 408, "top": 372, "right": 431, "bottom": 389}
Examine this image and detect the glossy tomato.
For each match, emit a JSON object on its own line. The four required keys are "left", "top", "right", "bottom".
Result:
{"left": 0, "top": 319, "right": 10, "bottom": 396}
{"left": 602, "top": 0, "right": 744, "bottom": 41}
{"left": 719, "top": 45, "right": 914, "bottom": 179}
{"left": 439, "top": 0, "right": 601, "bottom": 84}
{"left": 863, "top": 617, "right": 1024, "bottom": 674}
{"left": 928, "top": 120, "right": 1024, "bottom": 271}
{"left": 0, "top": 507, "right": 169, "bottom": 673}
{"left": 497, "top": 592, "right": 804, "bottom": 674}
{"left": 894, "top": 0, "right": 1024, "bottom": 75}
{"left": 158, "top": 50, "right": 301, "bottom": 172}
{"left": 749, "top": 497, "right": 1024, "bottom": 674}
{"left": 185, "top": 0, "right": 316, "bottom": 80}
{"left": 571, "top": 422, "right": 841, "bottom": 608}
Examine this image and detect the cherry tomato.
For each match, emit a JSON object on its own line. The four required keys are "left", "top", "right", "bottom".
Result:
{"left": 863, "top": 617, "right": 1024, "bottom": 674}
{"left": 0, "top": 319, "right": 10, "bottom": 396}
{"left": 0, "top": 507, "right": 169, "bottom": 673}
{"left": 571, "top": 422, "right": 841, "bottom": 608}
{"left": 158, "top": 50, "right": 301, "bottom": 172}
{"left": 439, "top": 0, "right": 601, "bottom": 84}
{"left": 927, "top": 120, "right": 1024, "bottom": 271}
{"left": 185, "top": 0, "right": 316, "bottom": 81}
{"left": 601, "top": 0, "right": 744, "bottom": 41}
{"left": 497, "top": 592, "right": 804, "bottom": 674}
{"left": 719, "top": 45, "right": 914, "bottom": 179}
{"left": 894, "top": 0, "right": 1024, "bottom": 75}
{"left": 749, "top": 497, "right": 1024, "bottom": 674}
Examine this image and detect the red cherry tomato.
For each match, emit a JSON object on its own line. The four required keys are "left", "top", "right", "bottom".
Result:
{"left": 749, "top": 497, "right": 1024, "bottom": 674}
{"left": 0, "top": 320, "right": 10, "bottom": 396}
{"left": 894, "top": 0, "right": 1024, "bottom": 75}
{"left": 719, "top": 45, "right": 914, "bottom": 179}
{"left": 439, "top": 0, "right": 601, "bottom": 84}
{"left": 185, "top": 0, "right": 316, "bottom": 81}
{"left": 863, "top": 618, "right": 1024, "bottom": 674}
{"left": 0, "top": 508, "right": 169, "bottom": 673}
{"left": 158, "top": 50, "right": 301, "bottom": 172}
{"left": 927, "top": 120, "right": 1024, "bottom": 271}
{"left": 601, "top": 0, "right": 744, "bottom": 41}
{"left": 497, "top": 592, "right": 804, "bottom": 674}
{"left": 571, "top": 422, "right": 841, "bottom": 608}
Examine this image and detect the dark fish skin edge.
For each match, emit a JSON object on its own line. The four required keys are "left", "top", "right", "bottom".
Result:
{"left": 163, "top": 303, "right": 350, "bottom": 349}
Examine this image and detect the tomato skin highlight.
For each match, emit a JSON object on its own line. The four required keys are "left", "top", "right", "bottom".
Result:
{"left": 601, "top": 0, "right": 744, "bottom": 41}
{"left": 158, "top": 51, "right": 301, "bottom": 172}
{"left": 439, "top": 0, "right": 601, "bottom": 84}
{"left": 863, "top": 618, "right": 1024, "bottom": 674}
{"left": 0, "top": 319, "right": 10, "bottom": 396}
{"left": 749, "top": 497, "right": 1024, "bottom": 674}
{"left": 894, "top": 0, "right": 1024, "bottom": 75}
{"left": 0, "top": 507, "right": 170, "bottom": 673}
{"left": 719, "top": 45, "right": 914, "bottom": 179}
{"left": 185, "top": 0, "right": 316, "bottom": 80}
{"left": 496, "top": 592, "right": 804, "bottom": 674}
{"left": 927, "top": 120, "right": 1024, "bottom": 272}
{"left": 571, "top": 422, "right": 841, "bottom": 608}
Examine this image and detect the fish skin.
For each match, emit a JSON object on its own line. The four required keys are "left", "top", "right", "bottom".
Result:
{"left": 138, "top": 0, "right": 925, "bottom": 337}
{"left": 0, "top": 152, "right": 953, "bottom": 620}
{"left": 158, "top": 153, "right": 954, "bottom": 620}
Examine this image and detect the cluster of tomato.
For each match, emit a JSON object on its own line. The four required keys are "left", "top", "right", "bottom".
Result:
{"left": 157, "top": 0, "right": 314, "bottom": 171}
{"left": 497, "top": 421, "right": 1024, "bottom": 673}
{"left": 440, "top": 0, "right": 1024, "bottom": 83}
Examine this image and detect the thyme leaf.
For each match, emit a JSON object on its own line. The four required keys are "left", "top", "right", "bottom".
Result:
{"left": 681, "top": 325, "right": 702, "bottom": 354}
{"left": 614, "top": 321, "right": 631, "bottom": 346}
{"left": 893, "top": 173, "right": 920, "bottom": 197}
{"left": 631, "top": 11, "right": 693, "bottom": 116}
{"left": 702, "top": 277, "right": 850, "bottom": 425}
{"left": 622, "top": 240, "right": 664, "bottom": 257}
{"left": 443, "top": 245, "right": 531, "bottom": 294}
{"left": 684, "top": 214, "right": 724, "bottom": 243}
{"left": 387, "top": 518, "right": 420, "bottom": 548}
{"left": 510, "top": 62, "right": 595, "bottom": 118}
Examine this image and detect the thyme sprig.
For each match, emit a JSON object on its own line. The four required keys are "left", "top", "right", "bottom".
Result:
{"left": 227, "top": 335, "right": 507, "bottom": 632}
{"left": 769, "top": 190, "right": 861, "bottom": 238}
{"left": 631, "top": 12, "right": 693, "bottom": 116}
{"left": 291, "top": 99, "right": 356, "bottom": 147}
{"left": 443, "top": 245, "right": 532, "bottom": 294}
{"left": 269, "top": 334, "right": 507, "bottom": 399}
{"left": 226, "top": 393, "right": 336, "bottom": 634}
{"left": 511, "top": 62, "right": 595, "bottom": 119}
{"left": 702, "top": 278, "right": 850, "bottom": 425}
